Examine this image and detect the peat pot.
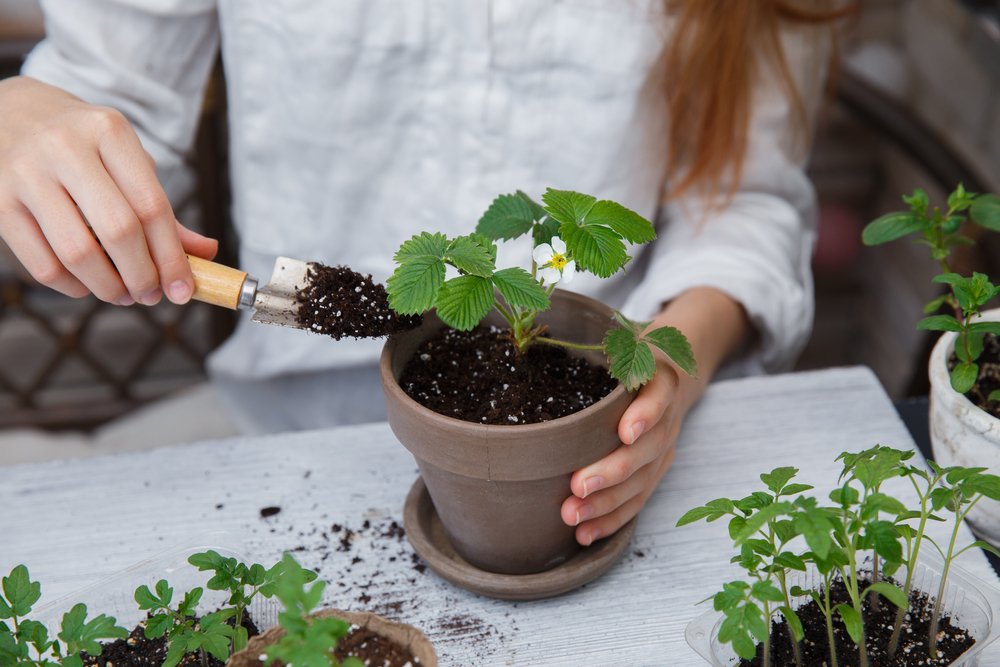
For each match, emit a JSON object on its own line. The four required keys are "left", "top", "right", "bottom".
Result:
{"left": 930, "top": 307, "right": 1000, "bottom": 545}
{"left": 380, "top": 289, "right": 632, "bottom": 575}
{"left": 227, "top": 608, "right": 437, "bottom": 667}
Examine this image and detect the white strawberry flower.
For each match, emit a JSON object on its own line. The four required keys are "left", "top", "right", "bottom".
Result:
{"left": 532, "top": 236, "right": 576, "bottom": 287}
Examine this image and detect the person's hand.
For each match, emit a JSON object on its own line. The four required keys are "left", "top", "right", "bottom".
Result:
{"left": 560, "top": 357, "right": 688, "bottom": 545}
{"left": 0, "top": 76, "right": 217, "bottom": 306}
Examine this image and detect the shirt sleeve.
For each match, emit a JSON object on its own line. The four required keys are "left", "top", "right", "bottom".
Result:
{"left": 622, "top": 23, "right": 832, "bottom": 374}
{"left": 20, "top": 0, "right": 220, "bottom": 205}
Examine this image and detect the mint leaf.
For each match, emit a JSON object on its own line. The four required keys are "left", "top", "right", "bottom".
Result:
{"left": 950, "top": 362, "right": 978, "bottom": 393}
{"left": 392, "top": 232, "right": 448, "bottom": 262}
{"left": 435, "top": 276, "right": 494, "bottom": 331}
{"left": 903, "top": 188, "right": 929, "bottom": 216}
{"left": 917, "top": 315, "right": 963, "bottom": 332}
{"left": 955, "top": 331, "right": 984, "bottom": 363}
{"left": 970, "top": 194, "right": 1000, "bottom": 231}
{"left": 445, "top": 235, "right": 496, "bottom": 277}
{"left": 387, "top": 256, "right": 446, "bottom": 315}
{"left": 491, "top": 267, "right": 549, "bottom": 311}
{"left": 560, "top": 221, "right": 628, "bottom": 278}
{"left": 2, "top": 566, "right": 40, "bottom": 617}
{"left": 584, "top": 200, "right": 656, "bottom": 244}
{"left": 541, "top": 189, "right": 596, "bottom": 226}
{"left": 862, "top": 212, "right": 927, "bottom": 245}
{"left": 923, "top": 294, "right": 949, "bottom": 314}
{"left": 475, "top": 193, "right": 535, "bottom": 241}
{"left": 642, "top": 326, "right": 696, "bottom": 377}
{"left": 604, "top": 326, "right": 653, "bottom": 391}
{"left": 970, "top": 321, "right": 1000, "bottom": 335}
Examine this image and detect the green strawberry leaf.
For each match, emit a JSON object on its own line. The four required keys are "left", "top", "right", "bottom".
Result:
{"left": 435, "top": 275, "right": 495, "bottom": 331}
{"left": 541, "top": 189, "right": 596, "bottom": 226}
{"left": 584, "top": 199, "right": 656, "bottom": 244}
{"left": 642, "top": 326, "right": 696, "bottom": 377}
{"left": 444, "top": 235, "right": 496, "bottom": 278}
{"left": 559, "top": 220, "right": 628, "bottom": 278}
{"left": 387, "top": 255, "right": 446, "bottom": 315}
{"left": 475, "top": 193, "right": 536, "bottom": 241}
{"left": 491, "top": 267, "right": 550, "bottom": 311}
{"left": 604, "top": 326, "right": 653, "bottom": 391}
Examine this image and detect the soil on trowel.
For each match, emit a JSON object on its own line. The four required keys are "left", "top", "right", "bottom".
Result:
{"left": 399, "top": 325, "right": 618, "bottom": 425}
{"left": 295, "top": 264, "right": 421, "bottom": 339}
{"left": 741, "top": 575, "right": 974, "bottom": 666}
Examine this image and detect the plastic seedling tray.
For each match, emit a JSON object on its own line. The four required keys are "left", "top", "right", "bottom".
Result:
{"left": 31, "top": 534, "right": 279, "bottom": 638}
{"left": 685, "top": 551, "right": 1000, "bottom": 666}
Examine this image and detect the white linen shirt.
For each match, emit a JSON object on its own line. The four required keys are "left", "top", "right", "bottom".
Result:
{"left": 23, "top": 0, "right": 829, "bottom": 384}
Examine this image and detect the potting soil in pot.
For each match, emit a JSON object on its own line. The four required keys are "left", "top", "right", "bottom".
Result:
{"left": 295, "top": 263, "right": 421, "bottom": 339}
{"left": 741, "top": 575, "right": 974, "bottom": 667}
{"left": 332, "top": 625, "right": 420, "bottom": 667}
{"left": 399, "top": 325, "right": 617, "bottom": 424}
{"left": 949, "top": 333, "right": 1000, "bottom": 418}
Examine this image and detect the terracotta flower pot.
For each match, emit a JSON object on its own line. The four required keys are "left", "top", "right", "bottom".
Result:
{"left": 929, "top": 307, "right": 1000, "bottom": 545}
{"left": 380, "top": 289, "right": 632, "bottom": 575}
{"left": 227, "top": 608, "right": 437, "bottom": 667}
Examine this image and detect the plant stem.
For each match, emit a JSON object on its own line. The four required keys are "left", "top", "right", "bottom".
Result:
{"left": 535, "top": 337, "right": 604, "bottom": 352}
{"left": 888, "top": 476, "right": 933, "bottom": 659}
{"left": 762, "top": 599, "right": 771, "bottom": 667}
{"left": 929, "top": 495, "right": 981, "bottom": 658}
{"left": 777, "top": 573, "right": 803, "bottom": 667}
{"left": 824, "top": 579, "right": 839, "bottom": 667}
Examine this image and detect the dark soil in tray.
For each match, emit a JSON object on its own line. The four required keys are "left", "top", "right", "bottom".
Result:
{"left": 399, "top": 325, "right": 618, "bottom": 424}
{"left": 950, "top": 332, "right": 1000, "bottom": 418}
{"left": 83, "top": 612, "right": 260, "bottom": 667}
{"left": 296, "top": 264, "right": 421, "bottom": 339}
{"left": 84, "top": 610, "right": 421, "bottom": 667}
{"left": 741, "top": 575, "right": 974, "bottom": 666}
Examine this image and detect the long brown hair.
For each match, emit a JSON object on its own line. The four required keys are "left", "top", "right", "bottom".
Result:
{"left": 662, "top": 0, "right": 855, "bottom": 200}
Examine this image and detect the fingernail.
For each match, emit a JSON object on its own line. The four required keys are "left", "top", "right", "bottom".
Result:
{"left": 118, "top": 295, "right": 135, "bottom": 306}
{"left": 629, "top": 421, "right": 646, "bottom": 445}
{"left": 139, "top": 288, "right": 162, "bottom": 306}
{"left": 575, "top": 505, "right": 595, "bottom": 525}
{"left": 584, "top": 528, "right": 602, "bottom": 546}
{"left": 167, "top": 280, "right": 192, "bottom": 303}
{"left": 583, "top": 476, "right": 604, "bottom": 498}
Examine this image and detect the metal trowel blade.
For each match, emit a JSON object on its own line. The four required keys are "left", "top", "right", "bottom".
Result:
{"left": 250, "top": 256, "right": 311, "bottom": 329}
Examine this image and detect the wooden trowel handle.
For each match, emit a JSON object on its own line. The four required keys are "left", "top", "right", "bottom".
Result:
{"left": 187, "top": 255, "right": 254, "bottom": 310}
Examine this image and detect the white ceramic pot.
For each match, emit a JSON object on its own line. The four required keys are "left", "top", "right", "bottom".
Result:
{"left": 929, "top": 307, "right": 1000, "bottom": 545}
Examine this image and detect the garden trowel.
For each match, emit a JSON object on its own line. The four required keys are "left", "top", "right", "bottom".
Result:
{"left": 186, "top": 254, "right": 308, "bottom": 329}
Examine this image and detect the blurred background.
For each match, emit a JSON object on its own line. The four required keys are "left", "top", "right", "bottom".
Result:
{"left": 0, "top": 0, "right": 997, "bottom": 436}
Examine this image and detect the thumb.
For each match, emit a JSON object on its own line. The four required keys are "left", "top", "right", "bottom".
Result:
{"left": 617, "top": 362, "right": 679, "bottom": 444}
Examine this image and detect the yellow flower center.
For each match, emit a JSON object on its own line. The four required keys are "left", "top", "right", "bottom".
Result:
{"left": 550, "top": 254, "right": 569, "bottom": 270}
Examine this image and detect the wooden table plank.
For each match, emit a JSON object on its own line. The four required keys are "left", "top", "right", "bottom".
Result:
{"left": 3, "top": 366, "right": 998, "bottom": 665}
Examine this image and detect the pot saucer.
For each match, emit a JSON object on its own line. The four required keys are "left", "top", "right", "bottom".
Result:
{"left": 403, "top": 476, "right": 636, "bottom": 601}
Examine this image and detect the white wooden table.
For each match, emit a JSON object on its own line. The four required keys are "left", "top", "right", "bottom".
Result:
{"left": 4, "top": 367, "right": 1000, "bottom": 666}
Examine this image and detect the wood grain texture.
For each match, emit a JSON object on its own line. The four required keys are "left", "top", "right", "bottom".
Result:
{"left": 2, "top": 367, "right": 999, "bottom": 666}
{"left": 188, "top": 254, "right": 247, "bottom": 310}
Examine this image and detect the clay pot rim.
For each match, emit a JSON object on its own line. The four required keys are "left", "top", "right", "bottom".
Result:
{"left": 380, "top": 289, "right": 628, "bottom": 434}
{"left": 929, "top": 306, "right": 1000, "bottom": 430}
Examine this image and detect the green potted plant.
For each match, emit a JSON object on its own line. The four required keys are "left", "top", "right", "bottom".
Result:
{"left": 862, "top": 186, "right": 1000, "bottom": 545}
{"left": 380, "top": 188, "right": 696, "bottom": 577}
{"left": 681, "top": 446, "right": 1000, "bottom": 666}
{"left": 9, "top": 546, "right": 435, "bottom": 667}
